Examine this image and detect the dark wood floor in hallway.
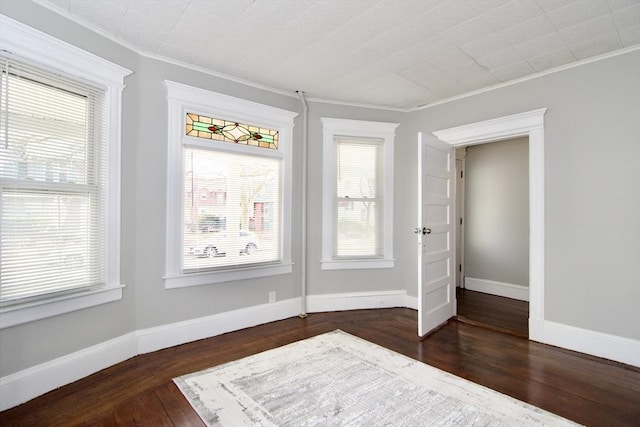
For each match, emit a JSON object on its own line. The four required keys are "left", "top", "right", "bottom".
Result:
{"left": 456, "top": 288, "right": 529, "bottom": 337}
{"left": 1, "top": 308, "right": 639, "bottom": 426}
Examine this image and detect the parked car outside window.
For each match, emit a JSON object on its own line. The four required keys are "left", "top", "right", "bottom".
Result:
{"left": 188, "top": 231, "right": 259, "bottom": 258}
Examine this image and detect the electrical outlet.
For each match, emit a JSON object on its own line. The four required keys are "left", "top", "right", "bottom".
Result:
{"left": 268, "top": 291, "right": 276, "bottom": 304}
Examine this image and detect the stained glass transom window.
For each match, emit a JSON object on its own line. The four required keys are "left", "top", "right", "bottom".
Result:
{"left": 186, "top": 113, "right": 278, "bottom": 149}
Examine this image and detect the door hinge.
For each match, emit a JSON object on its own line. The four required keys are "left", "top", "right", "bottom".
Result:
{"left": 460, "top": 170, "right": 463, "bottom": 178}
{"left": 460, "top": 217, "right": 463, "bottom": 225}
{"left": 459, "top": 264, "right": 462, "bottom": 272}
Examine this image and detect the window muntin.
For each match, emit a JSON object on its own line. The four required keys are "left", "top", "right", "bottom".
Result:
{"left": 186, "top": 112, "right": 278, "bottom": 149}
{"left": 0, "top": 58, "right": 106, "bottom": 305}
{"left": 335, "top": 138, "right": 382, "bottom": 258}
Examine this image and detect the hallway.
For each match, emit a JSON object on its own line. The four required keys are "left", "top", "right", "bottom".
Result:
{"left": 456, "top": 288, "right": 528, "bottom": 338}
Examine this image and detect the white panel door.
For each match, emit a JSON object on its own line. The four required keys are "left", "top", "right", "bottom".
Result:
{"left": 417, "top": 132, "right": 455, "bottom": 337}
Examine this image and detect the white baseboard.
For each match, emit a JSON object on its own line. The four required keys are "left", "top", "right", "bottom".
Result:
{"left": 137, "top": 298, "right": 301, "bottom": 354}
{"left": 465, "top": 277, "right": 529, "bottom": 301}
{"left": 0, "top": 300, "right": 301, "bottom": 411}
{"left": 528, "top": 317, "right": 545, "bottom": 342}
{"left": 306, "top": 290, "right": 409, "bottom": 313}
{"left": 0, "top": 332, "right": 138, "bottom": 411}
{"left": 5, "top": 290, "right": 637, "bottom": 411}
{"left": 536, "top": 320, "right": 640, "bottom": 368}
{"left": 405, "top": 295, "right": 419, "bottom": 310}
{"left": 0, "top": 293, "right": 406, "bottom": 411}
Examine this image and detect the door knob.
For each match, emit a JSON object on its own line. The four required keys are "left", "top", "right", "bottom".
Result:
{"left": 414, "top": 227, "right": 431, "bottom": 235}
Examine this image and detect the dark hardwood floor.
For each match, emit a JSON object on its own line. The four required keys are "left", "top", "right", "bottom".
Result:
{"left": 2, "top": 308, "right": 639, "bottom": 426}
{"left": 456, "top": 288, "right": 529, "bottom": 337}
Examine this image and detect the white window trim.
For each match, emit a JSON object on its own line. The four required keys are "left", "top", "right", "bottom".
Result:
{"left": 164, "top": 81, "right": 297, "bottom": 288}
{"left": 321, "top": 118, "right": 398, "bottom": 270}
{"left": 0, "top": 15, "right": 131, "bottom": 328}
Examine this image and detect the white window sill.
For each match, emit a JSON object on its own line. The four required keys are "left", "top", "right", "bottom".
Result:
{"left": 0, "top": 284, "right": 125, "bottom": 329}
{"left": 321, "top": 259, "right": 395, "bottom": 270}
{"left": 165, "top": 262, "right": 293, "bottom": 289}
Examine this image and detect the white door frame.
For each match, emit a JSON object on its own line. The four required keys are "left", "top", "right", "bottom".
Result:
{"left": 433, "top": 108, "right": 546, "bottom": 341}
{"left": 454, "top": 153, "right": 466, "bottom": 289}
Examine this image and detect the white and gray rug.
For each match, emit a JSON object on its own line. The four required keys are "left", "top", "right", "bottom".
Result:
{"left": 174, "top": 330, "right": 580, "bottom": 426}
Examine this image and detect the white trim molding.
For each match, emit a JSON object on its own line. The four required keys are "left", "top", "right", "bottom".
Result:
{"left": 433, "top": 108, "right": 546, "bottom": 342}
{"left": 433, "top": 108, "right": 547, "bottom": 147}
{"left": 536, "top": 321, "right": 640, "bottom": 368}
{"left": 0, "top": 332, "right": 138, "bottom": 411}
{"left": 0, "top": 15, "right": 131, "bottom": 328}
{"left": 320, "top": 118, "right": 399, "bottom": 270}
{"left": 0, "top": 286, "right": 125, "bottom": 329}
{"left": 31, "top": 0, "right": 640, "bottom": 112}
{"left": 306, "top": 290, "right": 410, "bottom": 313}
{"left": 464, "top": 278, "right": 529, "bottom": 302}
{"left": 0, "top": 14, "right": 131, "bottom": 88}
{"left": 163, "top": 81, "right": 298, "bottom": 288}
{"left": 412, "top": 46, "right": 640, "bottom": 111}
{"left": 0, "top": 292, "right": 407, "bottom": 410}
{"left": 3, "top": 290, "right": 639, "bottom": 411}
{"left": 321, "top": 259, "right": 396, "bottom": 270}
{"left": 136, "top": 299, "right": 301, "bottom": 354}
{"left": 0, "top": 299, "right": 301, "bottom": 411}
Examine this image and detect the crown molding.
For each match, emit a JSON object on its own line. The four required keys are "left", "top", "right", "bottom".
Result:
{"left": 30, "top": 0, "right": 298, "bottom": 100}
{"left": 29, "top": 1, "right": 640, "bottom": 112}
{"left": 411, "top": 44, "right": 640, "bottom": 112}
{"left": 31, "top": 0, "right": 141, "bottom": 53}
{"left": 305, "top": 96, "right": 406, "bottom": 112}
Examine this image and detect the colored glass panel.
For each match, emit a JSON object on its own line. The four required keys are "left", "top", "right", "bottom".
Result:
{"left": 185, "top": 113, "right": 278, "bottom": 149}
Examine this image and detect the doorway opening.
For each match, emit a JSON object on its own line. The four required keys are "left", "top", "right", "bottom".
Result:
{"left": 454, "top": 139, "right": 530, "bottom": 337}
{"left": 429, "top": 108, "right": 546, "bottom": 341}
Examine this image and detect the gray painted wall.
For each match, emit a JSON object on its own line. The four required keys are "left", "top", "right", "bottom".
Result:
{"left": 0, "top": 0, "right": 139, "bottom": 376}
{"left": 404, "top": 49, "right": 640, "bottom": 340}
{"left": 305, "top": 102, "right": 406, "bottom": 296}
{"left": 1, "top": 1, "right": 639, "bottom": 380}
{"left": 464, "top": 138, "right": 529, "bottom": 287}
{"left": 130, "top": 56, "right": 305, "bottom": 330}
{"left": 0, "top": 1, "right": 406, "bottom": 376}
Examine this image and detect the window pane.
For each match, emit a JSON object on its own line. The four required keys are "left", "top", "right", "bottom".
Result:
{"left": 183, "top": 148, "right": 281, "bottom": 271}
{"left": 0, "top": 70, "right": 90, "bottom": 184}
{"left": 336, "top": 200, "right": 379, "bottom": 257}
{"left": 336, "top": 142, "right": 378, "bottom": 199}
{"left": 185, "top": 112, "right": 279, "bottom": 149}
{"left": 0, "top": 58, "right": 106, "bottom": 304}
{"left": 1, "top": 191, "right": 103, "bottom": 302}
{"left": 335, "top": 139, "right": 381, "bottom": 258}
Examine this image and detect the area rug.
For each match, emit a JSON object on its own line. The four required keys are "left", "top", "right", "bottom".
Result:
{"left": 174, "top": 330, "right": 579, "bottom": 426}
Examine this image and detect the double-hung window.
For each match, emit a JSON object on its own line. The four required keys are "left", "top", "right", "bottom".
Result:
{"left": 0, "top": 16, "right": 130, "bottom": 328}
{"left": 321, "top": 118, "right": 398, "bottom": 270}
{"left": 164, "top": 82, "right": 297, "bottom": 288}
{"left": 334, "top": 137, "right": 382, "bottom": 257}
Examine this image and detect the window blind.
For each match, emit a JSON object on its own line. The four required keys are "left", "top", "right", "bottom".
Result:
{"left": 335, "top": 137, "right": 382, "bottom": 257}
{"left": 182, "top": 147, "right": 281, "bottom": 272}
{"left": 0, "top": 56, "right": 107, "bottom": 304}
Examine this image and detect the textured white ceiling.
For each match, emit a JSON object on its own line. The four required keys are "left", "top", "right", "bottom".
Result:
{"left": 37, "top": 0, "right": 640, "bottom": 109}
